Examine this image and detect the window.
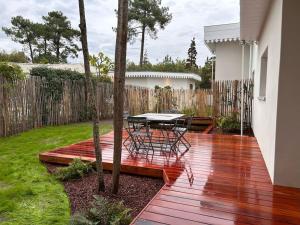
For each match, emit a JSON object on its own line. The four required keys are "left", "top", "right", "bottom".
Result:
{"left": 259, "top": 48, "right": 268, "bottom": 100}
{"left": 189, "top": 84, "right": 193, "bottom": 90}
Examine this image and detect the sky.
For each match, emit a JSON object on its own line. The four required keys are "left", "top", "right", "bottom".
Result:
{"left": 0, "top": 0, "right": 240, "bottom": 67}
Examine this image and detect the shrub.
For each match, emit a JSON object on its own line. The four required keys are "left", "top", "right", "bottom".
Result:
{"left": 92, "top": 74, "right": 112, "bottom": 83}
{"left": 30, "top": 67, "right": 85, "bottom": 81}
{"left": 0, "top": 50, "right": 29, "bottom": 63}
{"left": 217, "top": 112, "right": 240, "bottom": 132}
{"left": 54, "top": 158, "right": 93, "bottom": 181}
{"left": 181, "top": 107, "right": 197, "bottom": 116}
{"left": 71, "top": 195, "right": 132, "bottom": 225}
{"left": 30, "top": 67, "right": 85, "bottom": 103}
{"left": 0, "top": 62, "right": 25, "bottom": 83}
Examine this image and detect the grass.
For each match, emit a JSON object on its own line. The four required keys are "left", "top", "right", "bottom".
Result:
{"left": 0, "top": 121, "right": 113, "bottom": 225}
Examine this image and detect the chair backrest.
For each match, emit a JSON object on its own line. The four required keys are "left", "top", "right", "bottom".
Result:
{"left": 175, "top": 116, "right": 193, "bottom": 129}
{"left": 127, "top": 116, "right": 149, "bottom": 131}
{"left": 186, "top": 116, "right": 193, "bottom": 130}
{"left": 164, "top": 109, "right": 181, "bottom": 114}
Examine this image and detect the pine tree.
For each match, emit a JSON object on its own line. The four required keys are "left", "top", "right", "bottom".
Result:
{"left": 127, "top": 0, "right": 172, "bottom": 66}
{"left": 186, "top": 37, "right": 198, "bottom": 69}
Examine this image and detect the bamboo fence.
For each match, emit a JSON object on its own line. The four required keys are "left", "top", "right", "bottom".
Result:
{"left": 0, "top": 76, "right": 252, "bottom": 137}
{"left": 212, "top": 79, "right": 254, "bottom": 127}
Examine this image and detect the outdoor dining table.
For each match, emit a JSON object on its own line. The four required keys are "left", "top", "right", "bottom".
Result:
{"left": 125, "top": 113, "right": 191, "bottom": 156}
{"left": 133, "top": 113, "right": 185, "bottom": 122}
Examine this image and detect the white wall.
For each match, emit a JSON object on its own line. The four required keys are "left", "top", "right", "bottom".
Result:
{"left": 125, "top": 77, "right": 196, "bottom": 90}
{"left": 251, "top": 0, "right": 283, "bottom": 183}
{"left": 215, "top": 41, "right": 250, "bottom": 80}
{"left": 274, "top": 0, "right": 300, "bottom": 188}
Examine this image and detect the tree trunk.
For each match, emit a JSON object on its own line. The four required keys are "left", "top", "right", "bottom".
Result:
{"left": 56, "top": 37, "right": 60, "bottom": 62}
{"left": 112, "top": 0, "right": 128, "bottom": 194}
{"left": 44, "top": 39, "right": 47, "bottom": 55}
{"left": 139, "top": 25, "right": 146, "bottom": 67}
{"left": 29, "top": 42, "right": 34, "bottom": 62}
{"left": 78, "top": 0, "right": 105, "bottom": 192}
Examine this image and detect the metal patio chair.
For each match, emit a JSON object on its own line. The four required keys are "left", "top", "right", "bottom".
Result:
{"left": 157, "top": 109, "right": 182, "bottom": 151}
{"left": 171, "top": 116, "right": 193, "bottom": 153}
{"left": 124, "top": 116, "right": 154, "bottom": 158}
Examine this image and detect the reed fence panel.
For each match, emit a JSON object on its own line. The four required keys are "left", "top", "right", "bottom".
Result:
{"left": 212, "top": 79, "right": 253, "bottom": 127}
{"left": 0, "top": 76, "right": 252, "bottom": 137}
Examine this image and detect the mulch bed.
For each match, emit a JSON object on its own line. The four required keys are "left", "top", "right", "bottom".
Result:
{"left": 45, "top": 163, "right": 164, "bottom": 218}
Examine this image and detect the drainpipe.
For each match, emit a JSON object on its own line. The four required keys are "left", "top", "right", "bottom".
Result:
{"left": 240, "top": 40, "right": 246, "bottom": 136}
{"left": 248, "top": 42, "right": 253, "bottom": 79}
{"left": 211, "top": 54, "right": 215, "bottom": 83}
{"left": 211, "top": 53, "right": 215, "bottom": 117}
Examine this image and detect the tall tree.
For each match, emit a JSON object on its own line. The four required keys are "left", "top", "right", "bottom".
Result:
{"left": 78, "top": 0, "right": 105, "bottom": 192}
{"left": 34, "top": 23, "right": 51, "bottom": 56}
{"left": 186, "top": 37, "right": 198, "bottom": 69}
{"left": 112, "top": 0, "right": 129, "bottom": 194}
{"left": 198, "top": 56, "right": 215, "bottom": 89}
{"left": 2, "top": 16, "right": 37, "bottom": 62}
{"left": 43, "top": 11, "right": 81, "bottom": 63}
{"left": 128, "top": 0, "right": 172, "bottom": 66}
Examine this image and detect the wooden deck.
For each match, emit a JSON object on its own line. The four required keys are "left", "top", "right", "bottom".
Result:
{"left": 39, "top": 131, "right": 300, "bottom": 225}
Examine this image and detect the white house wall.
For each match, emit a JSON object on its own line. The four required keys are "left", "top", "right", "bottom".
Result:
{"left": 274, "top": 0, "right": 300, "bottom": 188}
{"left": 251, "top": 0, "right": 283, "bottom": 183}
{"left": 215, "top": 41, "right": 250, "bottom": 80}
{"left": 125, "top": 77, "right": 196, "bottom": 90}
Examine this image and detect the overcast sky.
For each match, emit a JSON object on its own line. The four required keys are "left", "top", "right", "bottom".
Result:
{"left": 0, "top": 0, "right": 239, "bottom": 66}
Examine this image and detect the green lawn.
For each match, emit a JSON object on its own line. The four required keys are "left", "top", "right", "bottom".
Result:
{"left": 0, "top": 121, "right": 112, "bottom": 225}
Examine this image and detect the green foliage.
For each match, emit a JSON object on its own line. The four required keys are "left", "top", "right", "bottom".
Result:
{"left": 71, "top": 196, "right": 132, "bottom": 225}
{"left": 0, "top": 122, "right": 113, "bottom": 225}
{"left": 2, "top": 16, "right": 36, "bottom": 61}
{"left": 30, "top": 67, "right": 85, "bottom": 101}
{"left": 127, "top": 55, "right": 202, "bottom": 75}
{"left": 89, "top": 52, "right": 114, "bottom": 76}
{"left": 186, "top": 37, "right": 198, "bottom": 69}
{"left": 217, "top": 112, "right": 240, "bottom": 132}
{"left": 198, "top": 56, "right": 215, "bottom": 89}
{"left": 0, "top": 50, "right": 29, "bottom": 63}
{"left": 54, "top": 159, "right": 93, "bottom": 181}
{"left": 42, "top": 11, "right": 81, "bottom": 63}
{"left": 181, "top": 107, "right": 197, "bottom": 117}
{"left": 127, "top": 0, "right": 172, "bottom": 42}
{"left": 2, "top": 11, "right": 80, "bottom": 63}
{"left": 30, "top": 67, "right": 84, "bottom": 81}
{"left": 0, "top": 62, "right": 25, "bottom": 83}
{"left": 92, "top": 75, "right": 112, "bottom": 83}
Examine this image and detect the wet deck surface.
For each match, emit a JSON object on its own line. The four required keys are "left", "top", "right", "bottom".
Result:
{"left": 39, "top": 131, "right": 300, "bottom": 225}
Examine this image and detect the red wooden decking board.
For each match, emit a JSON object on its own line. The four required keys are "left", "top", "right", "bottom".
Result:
{"left": 39, "top": 131, "right": 300, "bottom": 225}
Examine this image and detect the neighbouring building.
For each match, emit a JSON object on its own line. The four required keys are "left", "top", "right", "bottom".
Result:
{"left": 205, "top": 0, "right": 300, "bottom": 188}
{"left": 204, "top": 22, "right": 250, "bottom": 81}
{"left": 15, "top": 63, "right": 201, "bottom": 90}
{"left": 108, "top": 71, "right": 201, "bottom": 90}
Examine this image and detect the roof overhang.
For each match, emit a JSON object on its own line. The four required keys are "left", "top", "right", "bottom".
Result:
{"left": 109, "top": 71, "right": 202, "bottom": 82}
{"left": 240, "top": 0, "right": 273, "bottom": 41}
{"left": 204, "top": 23, "right": 240, "bottom": 54}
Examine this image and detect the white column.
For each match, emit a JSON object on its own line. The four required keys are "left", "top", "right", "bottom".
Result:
{"left": 240, "top": 41, "right": 245, "bottom": 136}
{"left": 248, "top": 42, "right": 253, "bottom": 79}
